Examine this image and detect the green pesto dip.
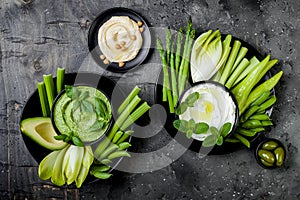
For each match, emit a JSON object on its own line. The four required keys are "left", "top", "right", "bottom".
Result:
{"left": 53, "top": 86, "right": 112, "bottom": 143}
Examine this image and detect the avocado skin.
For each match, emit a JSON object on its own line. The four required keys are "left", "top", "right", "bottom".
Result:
{"left": 21, "top": 117, "right": 67, "bottom": 151}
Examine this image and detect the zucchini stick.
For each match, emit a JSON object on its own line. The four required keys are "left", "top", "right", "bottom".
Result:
{"left": 56, "top": 68, "right": 65, "bottom": 94}
{"left": 219, "top": 40, "right": 241, "bottom": 84}
{"left": 43, "top": 74, "right": 55, "bottom": 110}
{"left": 37, "top": 82, "right": 50, "bottom": 117}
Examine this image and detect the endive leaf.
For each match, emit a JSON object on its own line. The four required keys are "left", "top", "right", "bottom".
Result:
{"left": 51, "top": 146, "right": 69, "bottom": 186}
{"left": 38, "top": 150, "right": 60, "bottom": 180}
{"left": 191, "top": 36, "right": 223, "bottom": 82}
{"left": 65, "top": 145, "right": 84, "bottom": 185}
{"left": 75, "top": 146, "right": 94, "bottom": 188}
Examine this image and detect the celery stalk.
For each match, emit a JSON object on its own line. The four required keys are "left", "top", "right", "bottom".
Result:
{"left": 43, "top": 74, "right": 56, "bottom": 110}
{"left": 225, "top": 58, "right": 250, "bottom": 89}
{"left": 231, "top": 47, "right": 248, "bottom": 73}
{"left": 37, "top": 82, "right": 50, "bottom": 117}
{"left": 56, "top": 68, "right": 65, "bottom": 94}
{"left": 117, "top": 86, "right": 141, "bottom": 114}
{"left": 233, "top": 56, "right": 260, "bottom": 86}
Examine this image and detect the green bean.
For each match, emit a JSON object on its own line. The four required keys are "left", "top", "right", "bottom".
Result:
{"left": 107, "top": 151, "right": 131, "bottom": 160}
{"left": 257, "top": 95, "right": 276, "bottom": 112}
{"left": 234, "top": 133, "right": 250, "bottom": 148}
{"left": 241, "top": 105, "right": 260, "bottom": 123}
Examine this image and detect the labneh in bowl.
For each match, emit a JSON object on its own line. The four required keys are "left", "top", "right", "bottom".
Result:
{"left": 175, "top": 81, "right": 239, "bottom": 152}
{"left": 51, "top": 84, "right": 114, "bottom": 146}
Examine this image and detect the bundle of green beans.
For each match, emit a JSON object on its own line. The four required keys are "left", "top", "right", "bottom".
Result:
{"left": 157, "top": 18, "right": 195, "bottom": 113}
{"left": 92, "top": 86, "right": 150, "bottom": 178}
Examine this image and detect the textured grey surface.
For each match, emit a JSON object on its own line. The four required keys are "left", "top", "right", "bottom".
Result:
{"left": 0, "top": 0, "right": 299, "bottom": 199}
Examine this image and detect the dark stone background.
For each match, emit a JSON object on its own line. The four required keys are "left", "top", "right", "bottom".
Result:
{"left": 0, "top": 0, "right": 299, "bottom": 199}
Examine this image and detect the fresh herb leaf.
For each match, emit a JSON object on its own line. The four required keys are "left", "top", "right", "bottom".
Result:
{"left": 82, "top": 100, "right": 94, "bottom": 113}
{"left": 216, "top": 136, "right": 223, "bottom": 146}
{"left": 63, "top": 135, "right": 72, "bottom": 143}
{"left": 94, "top": 98, "right": 107, "bottom": 117}
{"left": 220, "top": 122, "right": 232, "bottom": 137}
{"left": 90, "top": 120, "right": 105, "bottom": 132}
{"left": 202, "top": 134, "right": 218, "bottom": 147}
{"left": 186, "top": 130, "right": 193, "bottom": 139}
{"left": 188, "top": 119, "right": 196, "bottom": 129}
{"left": 79, "top": 91, "right": 89, "bottom": 101}
{"left": 54, "top": 134, "right": 67, "bottom": 141}
{"left": 210, "top": 126, "right": 219, "bottom": 137}
{"left": 185, "top": 92, "right": 200, "bottom": 107}
{"left": 65, "top": 85, "right": 79, "bottom": 99}
{"left": 72, "top": 136, "right": 84, "bottom": 147}
{"left": 173, "top": 119, "right": 189, "bottom": 132}
{"left": 73, "top": 99, "right": 80, "bottom": 111}
{"left": 194, "top": 122, "right": 209, "bottom": 134}
{"left": 176, "top": 102, "right": 188, "bottom": 115}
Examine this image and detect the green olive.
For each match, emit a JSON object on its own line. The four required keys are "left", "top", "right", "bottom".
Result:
{"left": 262, "top": 141, "right": 278, "bottom": 150}
{"left": 274, "top": 147, "right": 285, "bottom": 166}
{"left": 260, "top": 158, "right": 274, "bottom": 167}
{"left": 258, "top": 149, "right": 275, "bottom": 164}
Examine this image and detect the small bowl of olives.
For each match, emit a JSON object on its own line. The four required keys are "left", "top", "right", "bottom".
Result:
{"left": 255, "top": 138, "right": 286, "bottom": 169}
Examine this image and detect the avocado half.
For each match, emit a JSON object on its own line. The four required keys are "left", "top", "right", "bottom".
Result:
{"left": 21, "top": 117, "right": 67, "bottom": 151}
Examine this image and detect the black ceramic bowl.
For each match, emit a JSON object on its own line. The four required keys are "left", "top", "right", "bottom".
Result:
{"left": 20, "top": 72, "right": 128, "bottom": 184}
{"left": 88, "top": 7, "right": 152, "bottom": 72}
{"left": 50, "top": 84, "right": 114, "bottom": 146}
{"left": 173, "top": 81, "right": 239, "bottom": 153}
{"left": 255, "top": 138, "right": 286, "bottom": 169}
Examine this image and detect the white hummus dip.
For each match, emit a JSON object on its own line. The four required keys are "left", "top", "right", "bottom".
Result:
{"left": 179, "top": 83, "right": 237, "bottom": 141}
{"left": 98, "top": 16, "right": 143, "bottom": 62}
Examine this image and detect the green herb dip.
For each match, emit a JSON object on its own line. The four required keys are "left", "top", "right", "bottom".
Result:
{"left": 53, "top": 86, "right": 112, "bottom": 143}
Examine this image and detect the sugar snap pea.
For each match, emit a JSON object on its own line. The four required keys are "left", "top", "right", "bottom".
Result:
{"left": 107, "top": 151, "right": 131, "bottom": 160}
{"left": 100, "top": 159, "right": 111, "bottom": 165}
{"left": 99, "top": 144, "right": 119, "bottom": 160}
{"left": 225, "top": 138, "right": 240, "bottom": 143}
{"left": 233, "top": 133, "right": 250, "bottom": 148}
{"left": 91, "top": 165, "right": 110, "bottom": 173}
{"left": 250, "top": 90, "right": 270, "bottom": 107}
{"left": 112, "top": 131, "right": 123, "bottom": 144}
{"left": 250, "top": 114, "right": 270, "bottom": 121}
{"left": 241, "top": 119, "right": 262, "bottom": 129}
{"left": 249, "top": 127, "right": 265, "bottom": 133}
{"left": 116, "top": 130, "right": 134, "bottom": 144}
{"left": 261, "top": 120, "right": 273, "bottom": 127}
{"left": 241, "top": 105, "right": 260, "bottom": 122}
{"left": 118, "top": 142, "right": 132, "bottom": 150}
{"left": 92, "top": 171, "right": 112, "bottom": 179}
{"left": 257, "top": 95, "right": 276, "bottom": 112}
{"left": 236, "top": 128, "right": 257, "bottom": 137}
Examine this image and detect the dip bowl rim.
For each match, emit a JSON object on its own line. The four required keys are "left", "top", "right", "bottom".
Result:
{"left": 175, "top": 80, "right": 240, "bottom": 141}
{"left": 50, "top": 84, "right": 114, "bottom": 146}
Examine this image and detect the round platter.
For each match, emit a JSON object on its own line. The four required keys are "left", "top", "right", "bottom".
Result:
{"left": 88, "top": 7, "right": 152, "bottom": 72}
{"left": 154, "top": 36, "right": 275, "bottom": 155}
{"left": 20, "top": 72, "right": 129, "bottom": 183}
